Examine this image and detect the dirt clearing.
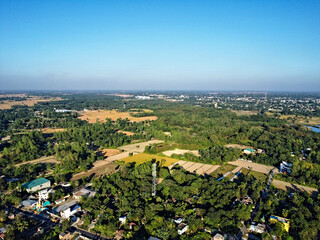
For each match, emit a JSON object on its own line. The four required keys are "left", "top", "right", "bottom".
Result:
{"left": 78, "top": 109, "right": 157, "bottom": 123}
{"left": 228, "top": 160, "right": 274, "bottom": 174}
{"left": 41, "top": 128, "right": 66, "bottom": 134}
{"left": 162, "top": 149, "right": 200, "bottom": 157}
{"left": 225, "top": 144, "right": 253, "bottom": 150}
{"left": 118, "top": 139, "right": 163, "bottom": 153}
{"left": 118, "top": 130, "right": 135, "bottom": 136}
{"left": 99, "top": 149, "right": 122, "bottom": 157}
{"left": 272, "top": 179, "right": 318, "bottom": 195}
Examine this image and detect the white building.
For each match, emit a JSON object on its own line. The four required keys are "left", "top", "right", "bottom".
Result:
{"left": 53, "top": 200, "right": 81, "bottom": 219}
{"left": 177, "top": 223, "right": 188, "bottom": 235}
{"left": 119, "top": 216, "right": 127, "bottom": 225}
{"left": 135, "top": 96, "right": 151, "bottom": 100}
{"left": 73, "top": 188, "right": 96, "bottom": 199}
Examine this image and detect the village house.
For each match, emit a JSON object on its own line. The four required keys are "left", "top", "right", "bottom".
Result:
{"left": 22, "top": 178, "right": 51, "bottom": 193}
{"left": 177, "top": 223, "right": 188, "bottom": 235}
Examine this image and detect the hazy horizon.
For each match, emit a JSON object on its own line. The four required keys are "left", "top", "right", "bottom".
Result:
{"left": 1, "top": 0, "right": 320, "bottom": 91}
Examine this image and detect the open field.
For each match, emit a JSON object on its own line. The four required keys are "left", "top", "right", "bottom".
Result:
{"left": 211, "top": 164, "right": 237, "bottom": 178}
{"left": 225, "top": 144, "right": 253, "bottom": 150}
{"left": 168, "top": 160, "right": 220, "bottom": 175}
{"left": 0, "top": 96, "right": 62, "bottom": 110}
{"left": 14, "top": 155, "right": 58, "bottom": 167}
{"left": 250, "top": 171, "right": 268, "bottom": 181}
{"left": 230, "top": 110, "right": 258, "bottom": 116}
{"left": 118, "top": 130, "right": 135, "bottom": 136}
{"left": 118, "top": 139, "right": 163, "bottom": 153}
{"left": 41, "top": 128, "right": 66, "bottom": 134}
{"left": 228, "top": 160, "right": 274, "bottom": 174}
{"left": 78, "top": 109, "right": 158, "bottom": 123}
{"left": 72, "top": 162, "right": 119, "bottom": 180}
{"left": 99, "top": 148, "right": 122, "bottom": 157}
{"left": 119, "top": 153, "right": 178, "bottom": 167}
{"left": 266, "top": 112, "right": 320, "bottom": 125}
{"left": 162, "top": 149, "right": 200, "bottom": 157}
{"left": 272, "top": 179, "right": 318, "bottom": 195}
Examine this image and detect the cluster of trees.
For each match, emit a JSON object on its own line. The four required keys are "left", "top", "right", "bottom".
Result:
{"left": 79, "top": 161, "right": 263, "bottom": 239}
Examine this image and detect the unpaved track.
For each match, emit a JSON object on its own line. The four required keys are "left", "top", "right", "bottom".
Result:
{"left": 228, "top": 160, "right": 274, "bottom": 174}
{"left": 14, "top": 155, "right": 58, "bottom": 167}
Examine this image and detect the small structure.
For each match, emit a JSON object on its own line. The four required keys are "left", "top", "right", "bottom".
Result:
{"left": 243, "top": 148, "right": 256, "bottom": 154}
{"left": 279, "top": 161, "right": 293, "bottom": 174}
{"left": 173, "top": 217, "right": 183, "bottom": 224}
{"left": 73, "top": 188, "right": 96, "bottom": 200}
{"left": 177, "top": 223, "right": 188, "bottom": 235}
{"left": 21, "top": 199, "right": 37, "bottom": 208}
{"left": 22, "top": 178, "right": 51, "bottom": 192}
{"left": 270, "top": 215, "right": 290, "bottom": 232}
{"left": 59, "top": 230, "right": 71, "bottom": 239}
{"left": 213, "top": 233, "right": 224, "bottom": 240}
{"left": 53, "top": 200, "right": 81, "bottom": 219}
{"left": 119, "top": 216, "right": 127, "bottom": 225}
{"left": 249, "top": 222, "right": 266, "bottom": 233}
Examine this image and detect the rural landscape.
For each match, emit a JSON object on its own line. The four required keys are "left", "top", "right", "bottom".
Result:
{"left": 0, "top": 91, "right": 319, "bottom": 240}
{"left": 1, "top": 0, "right": 320, "bottom": 239}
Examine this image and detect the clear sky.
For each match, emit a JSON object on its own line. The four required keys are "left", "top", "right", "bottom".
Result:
{"left": 0, "top": 0, "right": 319, "bottom": 91}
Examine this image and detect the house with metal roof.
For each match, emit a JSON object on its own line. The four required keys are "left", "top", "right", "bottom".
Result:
{"left": 22, "top": 178, "right": 51, "bottom": 192}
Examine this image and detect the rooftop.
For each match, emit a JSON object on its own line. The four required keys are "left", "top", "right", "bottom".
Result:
{"left": 22, "top": 178, "right": 50, "bottom": 190}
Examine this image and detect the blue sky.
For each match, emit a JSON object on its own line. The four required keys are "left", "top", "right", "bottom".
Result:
{"left": 0, "top": 0, "right": 319, "bottom": 91}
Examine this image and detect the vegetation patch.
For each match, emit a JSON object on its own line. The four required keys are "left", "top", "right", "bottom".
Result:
{"left": 119, "top": 153, "right": 178, "bottom": 167}
{"left": 40, "top": 128, "right": 66, "bottom": 134}
{"left": 211, "top": 164, "right": 237, "bottom": 178}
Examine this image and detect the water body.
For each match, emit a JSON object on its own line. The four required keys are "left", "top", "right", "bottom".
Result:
{"left": 305, "top": 125, "right": 320, "bottom": 133}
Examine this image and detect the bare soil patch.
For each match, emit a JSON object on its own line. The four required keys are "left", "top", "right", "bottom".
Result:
{"left": 228, "top": 160, "right": 274, "bottom": 174}
{"left": 231, "top": 110, "right": 258, "bottom": 116}
{"left": 118, "top": 130, "right": 135, "bottom": 136}
{"left": 272, "top": 179, "right": 318, "bottom": 195}
{"left": 99, "top": 148, "right": 121, "bottom": 158}
{"left": 0, "top": 96, "right": 62, "bottom": 109}
{"left": 78, "top": 109, "right": 157, "bottom": 123}
{"left": 118, "top": 140, "right": 163, "bottom": 153}
{"left": 162, "top": 149, "right": 200, "bottom": 157}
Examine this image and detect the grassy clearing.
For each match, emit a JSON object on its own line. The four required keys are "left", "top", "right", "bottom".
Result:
{"left": 41, "top": 128, "right": 66, "bottom": 134}
{"left": 249, "top": 170, "right": 267, "bottom": 182}
{"left": 230, "top": 110, "right": 258, "bottom": 116}
{"left": 118, "top": 153, "right": 178, "bottom": 167}
{"left": 211, "top": 164, "right": 237, "bottom": 178}
{"left": 241, "top": 168, "right": 250, "bottom": 175}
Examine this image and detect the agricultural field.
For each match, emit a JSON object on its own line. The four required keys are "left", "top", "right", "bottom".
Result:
{"left": 0, "top": 95, "right": 62, "bottom": 109}
{"left": 78, "top": 109, "right": 157, "bottom": 123}
{"left": 119, "top": 153, "right": 178, "bottom": 167}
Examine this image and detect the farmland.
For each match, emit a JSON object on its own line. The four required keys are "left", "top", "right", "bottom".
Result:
{"left": 0, "top": 95, "right": 62, "bottom": 109}
{"left": 78, "top": 109, "right": 157, "bottom": 123}
{"left": 119, "top": 153, "right": 178, "bottom": 167}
